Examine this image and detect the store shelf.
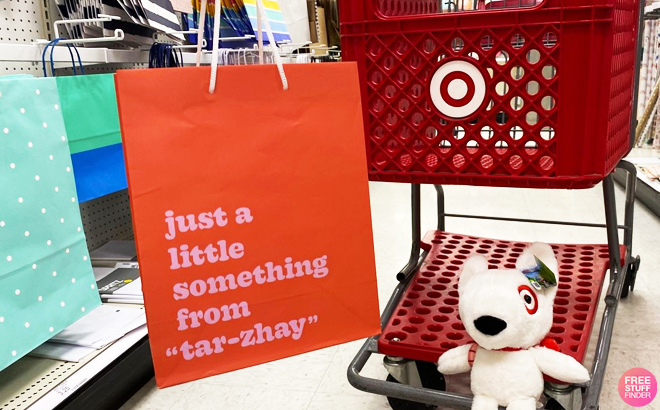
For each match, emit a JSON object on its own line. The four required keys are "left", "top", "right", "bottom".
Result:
{"left": 0, "top": 44, "right": 211, "bottom": 66}
{"left": 647, "top": 2, "right": 660, "bottom": 19}
{"left": 614, "top": 155, "right": 660, "bottom": 218}
{"left": 0, "top": 314, "right": 152, "bottom": 410}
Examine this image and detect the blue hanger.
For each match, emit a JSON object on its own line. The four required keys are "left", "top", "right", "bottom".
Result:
{"left": 148, "top": 43, "right": 184, "bottom": 68}
{"left": 41, "top": 37, "right": 86, "bottom": 77}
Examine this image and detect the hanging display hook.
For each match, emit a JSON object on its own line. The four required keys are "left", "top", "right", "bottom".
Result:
{"left": 33, "top": 15, "right": 124, "bottom": 45}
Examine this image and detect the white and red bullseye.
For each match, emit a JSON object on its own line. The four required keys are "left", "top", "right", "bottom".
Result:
{"left": 430, "top": 59, "right": 487, "bottom": 119}
{"left": 447, "top": 77, "right": 469, "bottom": 100}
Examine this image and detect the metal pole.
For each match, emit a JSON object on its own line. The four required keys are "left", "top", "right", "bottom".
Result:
{"left": 603, "top": 176, "right": 623, "bottom": 285}
{"left": 435, "top": 185, "right": 446, "bottom": 231}
{"left": 617, "top": 161, "right": 637, "bottom": 251}
{"left": 397, "top": 184, "right": 422, "bottom": 282}
{"left": 439, "top": 213, "right": 629, "bottom": 230}
{"left": 382, "top": 250, "right": 428, "bottom": 328}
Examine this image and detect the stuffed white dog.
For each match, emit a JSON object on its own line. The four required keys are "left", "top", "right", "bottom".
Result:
{"left": 437, "top": 242, "right": 590, "bottom": 410}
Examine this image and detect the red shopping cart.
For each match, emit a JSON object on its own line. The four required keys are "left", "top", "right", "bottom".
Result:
{"left": 339, "top": 1, "right": 645, "bottom": 409}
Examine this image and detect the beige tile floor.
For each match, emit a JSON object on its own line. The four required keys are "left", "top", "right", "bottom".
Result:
{"left": 120, "top": 181, "right": 660, "bottom": 410}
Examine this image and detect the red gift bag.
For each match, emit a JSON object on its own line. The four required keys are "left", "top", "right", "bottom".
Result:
{"left": 115, "top": 54, "right": 380, "bottom": 387}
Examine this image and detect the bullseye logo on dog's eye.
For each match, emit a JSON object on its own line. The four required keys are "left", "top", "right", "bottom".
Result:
{"left": 429, "top": 59, "right": 487, "bottom": 119}
{"left": 619, "top": 368, "right": 657, "bottom": 407}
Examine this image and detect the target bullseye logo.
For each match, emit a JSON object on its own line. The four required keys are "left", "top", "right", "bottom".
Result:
{"left": 430, "top": 59, "right": 487, "bottom": 119}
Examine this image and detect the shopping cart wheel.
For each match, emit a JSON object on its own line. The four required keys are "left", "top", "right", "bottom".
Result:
{"left": 385, "top": 361, "right": 446, "bottom": 410}
{"left": 545, "top": 397, "right": 566, "bottom": 410}
{"left": 621, "top": 255, "right": 641, "bottom": 299}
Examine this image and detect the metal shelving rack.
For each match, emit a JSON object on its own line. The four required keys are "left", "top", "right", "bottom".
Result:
{"left": 646, "top": 2, "right": 660, "bottom": 19}
{"left": 615, "top": 4, "right": 660, "bottom": 218}
{"left": 0, "top": 0, "right": 157, "bottom": 407}
{"left": 614, "top": 156, "right": 660, "bottom": 217}
{"left": 0, "top": 0, "right": 214, "bottom": 68}
{"left": 0, "top": 42, "right": 216, "bottom": 65}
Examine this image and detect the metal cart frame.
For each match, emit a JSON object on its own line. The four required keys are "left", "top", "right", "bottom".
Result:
{"left": 346, "top": 2, "right": 646, "bottom": 409}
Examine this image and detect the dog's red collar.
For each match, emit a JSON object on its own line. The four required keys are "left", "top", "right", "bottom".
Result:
{"left": 467, "top": 337, "right": 560, "bottom": 367}
{"left": 497, "top": 346, "right": 525, "bottom": 352}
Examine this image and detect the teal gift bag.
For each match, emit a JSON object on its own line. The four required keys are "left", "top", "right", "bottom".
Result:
{"left": 0, "top": 76, "right": 101, "bottom": 371}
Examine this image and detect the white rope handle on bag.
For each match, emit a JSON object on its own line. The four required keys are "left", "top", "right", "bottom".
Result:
{"left": 255, "top": 0, "right": 288, "bottom": 90}
{"left": 208, "top": 0, "right": 222, "bottom": 93}
{"left": 208, "top": 0, "right": 289, "bottom": 93}
{"left": 195, "top": 0, "right": 207, "bottom": 67}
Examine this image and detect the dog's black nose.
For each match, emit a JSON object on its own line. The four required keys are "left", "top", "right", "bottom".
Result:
{"left": 474, "top": 316, "right": 507, "bottom": 336}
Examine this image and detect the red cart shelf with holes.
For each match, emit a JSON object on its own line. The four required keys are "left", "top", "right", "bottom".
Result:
{"left": 339, "top": 1, "right": 644, "bottom": 410}
{"left": 378, "top": 232, "right": 626, "bottom": 364}
{"left": 340, "top": 0, "right": 639, "bottom": 189}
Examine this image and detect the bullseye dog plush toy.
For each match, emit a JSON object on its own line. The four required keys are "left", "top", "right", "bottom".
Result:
{"left": 437, "top": 243, "right": 590, "bottom": 410}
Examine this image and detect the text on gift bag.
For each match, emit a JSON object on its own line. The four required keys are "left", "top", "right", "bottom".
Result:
{"left": 165, "top": 205, "right": 328, "bottom": 351}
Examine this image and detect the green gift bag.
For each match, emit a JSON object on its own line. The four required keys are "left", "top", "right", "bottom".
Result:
{"left": 56, "top": 74, "right": 121, "bottom": 154}
{"left": 0, "top": 76, "right": 101, "bottom": 371}
{"left": 55, "top": 74, "right": 127, "bottom": 203}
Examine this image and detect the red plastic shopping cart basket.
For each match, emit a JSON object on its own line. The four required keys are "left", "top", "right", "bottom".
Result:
{"left": 340, "top": 0, "right": 640, "bottom": 188}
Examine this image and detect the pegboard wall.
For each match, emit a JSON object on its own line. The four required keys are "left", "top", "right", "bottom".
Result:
{"left": 80, "top": 189, "right": 134, "bottom": 251}
{"left": 1, "top": 61, "right": 42, "bottom": 75}
{"left": 1, "top": 0, "right": 51, "bottom": 75}
{"left": 0, "top": 0, "right": 49, "bottom": 44}
{"left": 54, "top": 62, "right": 148, "bottom": 75}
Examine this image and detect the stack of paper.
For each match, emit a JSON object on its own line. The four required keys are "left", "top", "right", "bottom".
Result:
{"left": 97, "top": 267, "right": 144, "bottom": 305}
{"left": 102, "top": 277, "right": 144, "bottom": 304}
{"left": 29, "top": 305, "right": 146, "bottom": 362}
{"left": 30, "top": 343, "right": 97, "bottom": 362}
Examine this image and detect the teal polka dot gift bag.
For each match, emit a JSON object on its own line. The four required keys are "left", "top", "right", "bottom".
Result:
{"left": 0, "top": 76, "right": 102, "bottom": 371}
